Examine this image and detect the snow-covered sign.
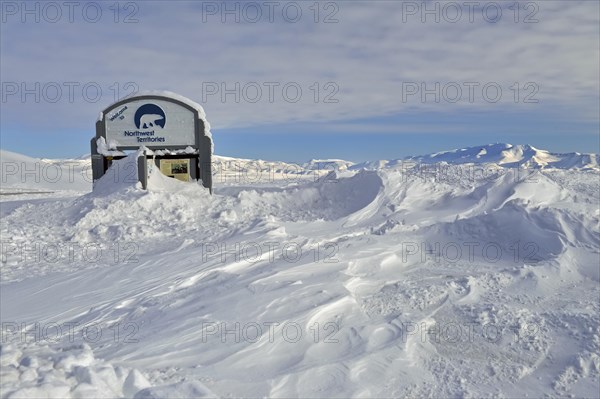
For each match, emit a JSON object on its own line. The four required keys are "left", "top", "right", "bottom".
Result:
{"left": 103, "top": 99, "right": 196, "bottom": 147}
{"left": 96, "top": 91, "right": 212, "bottom": 150}
{"left": 92, "top": 91, "right": 213, "bottom": 192}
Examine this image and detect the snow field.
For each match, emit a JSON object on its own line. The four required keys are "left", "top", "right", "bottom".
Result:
{"left": 1, "top": 144, "right": 599, "bottom": 397}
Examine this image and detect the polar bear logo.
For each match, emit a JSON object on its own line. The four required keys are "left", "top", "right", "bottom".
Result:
{"left": 139, "top": 114, "right": 164, "bottom": 129}
{"left": 134, "top": 104, "right": 166, "bottom": 130}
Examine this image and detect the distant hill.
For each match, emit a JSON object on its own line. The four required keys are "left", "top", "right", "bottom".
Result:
{"left": 352, "top": 143, "right": 599, "bottom": 170}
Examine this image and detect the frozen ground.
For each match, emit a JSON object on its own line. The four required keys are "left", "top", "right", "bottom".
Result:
{"left": 1, "top": 144, "right": 599, "bottom": 398}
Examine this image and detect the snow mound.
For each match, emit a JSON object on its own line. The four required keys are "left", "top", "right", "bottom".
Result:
{"left": 237, "top": 170, "right": 383, "bottom": 221}
{"left": 92, "top": 150, "right": 145, "bottom": 196}
{"left": 0, "top": 342, "right": 211, "bottom": 399}
{"left": 0, "top": 342, "right": 215, "bottom": 398}
{"left": 93, "top": 150, "right": 212, "bottom": 196}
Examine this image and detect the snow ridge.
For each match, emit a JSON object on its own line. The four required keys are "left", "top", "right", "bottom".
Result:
{"left": 352, "top": 143, "right": 599, "bottom": 170}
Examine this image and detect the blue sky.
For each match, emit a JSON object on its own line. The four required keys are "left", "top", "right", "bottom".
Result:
{"left": 1, "top": 1, "right": 599, "bottom": 161}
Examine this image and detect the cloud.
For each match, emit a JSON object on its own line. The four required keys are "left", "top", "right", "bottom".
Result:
{"left": 1, "top": 0, "right": 598, "bottom": 134}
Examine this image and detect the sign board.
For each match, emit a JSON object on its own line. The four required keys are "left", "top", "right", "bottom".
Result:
{"left": 92, "top": 92, "right": 213, "bottom": 193}
{"left": 160, "top": 159, "right": 190, "bottom": 182}
{"left": 104, "top": 99, "right": 196, "bottom": 147}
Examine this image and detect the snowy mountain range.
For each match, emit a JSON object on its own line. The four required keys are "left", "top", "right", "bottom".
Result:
{"left": 351, "top": 143, "right": 599, "bottom": 170}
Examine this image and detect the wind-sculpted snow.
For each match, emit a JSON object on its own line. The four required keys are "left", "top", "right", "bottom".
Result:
{"left": 236, "top": 170, "right": 383, "bottom": 222}
{"left": 0, "top": 342, "right": 216, "bottom": 398}
{"left": 1, "top": 146, "right": 599, "bottom": 398}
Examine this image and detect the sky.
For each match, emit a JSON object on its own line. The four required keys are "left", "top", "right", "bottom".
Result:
{"left": 1, "top": 0, "right": 599, "bottom": 162}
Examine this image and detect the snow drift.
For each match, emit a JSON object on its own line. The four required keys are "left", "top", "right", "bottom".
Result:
{"left": 1, "top": 144, "right": 599, "bottom": 398}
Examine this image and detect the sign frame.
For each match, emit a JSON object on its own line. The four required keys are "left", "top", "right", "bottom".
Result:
{"left": 91, "top": 93, "right": 213, "bottom": 193}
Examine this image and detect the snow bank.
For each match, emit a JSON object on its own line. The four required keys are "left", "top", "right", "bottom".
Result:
{"left": 236, "top": 169, "right": 383, "bottom": 222}
{"left": 92, "top": 150, "right": 145, "bottom": 196}
{"left": 92, "top": 148, "right": 212, "bottom": 196}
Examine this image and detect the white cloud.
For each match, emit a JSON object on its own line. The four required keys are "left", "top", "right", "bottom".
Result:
{"left": 1, "top": 0, "right": 598, "bottom": 132}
